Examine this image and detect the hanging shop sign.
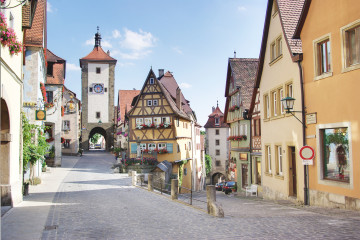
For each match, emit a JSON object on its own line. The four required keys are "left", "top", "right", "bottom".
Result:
{"left": 35, "top": 110, "right": 46, "bottom": 121}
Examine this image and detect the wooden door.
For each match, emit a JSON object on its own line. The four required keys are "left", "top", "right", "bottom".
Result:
{"left": 289, "top": 146, "right": 297, "bottom": 197}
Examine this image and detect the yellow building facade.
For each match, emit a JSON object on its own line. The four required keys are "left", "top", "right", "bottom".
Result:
{"left": 294, "top": 0, "right": 360, "bottom": 209}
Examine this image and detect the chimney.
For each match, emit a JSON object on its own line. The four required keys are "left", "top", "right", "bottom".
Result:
{"left": 212, "top": 106, "right": 215, "bottom": 112}
{"left": 158, "top": 69, "right": 164, "bottom": 78}
{"left": 176, "top": 87, "right": 182, "bottom": 111}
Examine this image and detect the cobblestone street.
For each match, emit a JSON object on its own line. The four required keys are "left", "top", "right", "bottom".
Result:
{"left": 2, "top": 151, "right": 360, "bottom": 239}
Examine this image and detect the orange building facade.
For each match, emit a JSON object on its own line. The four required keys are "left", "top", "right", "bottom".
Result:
{"left": 295, "top": 0, "right": 360, "bottom": 209}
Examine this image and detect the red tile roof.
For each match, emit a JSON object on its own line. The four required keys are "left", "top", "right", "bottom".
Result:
{"left": 46, "top": 49, "right": 65, "bottom": 85}
{"left": 80, "top": 46, "right": 117, "bottom": 67}
{"left": 117, "top": 90, "right": 140, "bottom": 123}
{"left": 204, "top": 106, "right": 229, "bottom": 128}
{"left": 277, "top": 0, "right": 304, "bottom": 54}
{"left": 24, "top": 0, "right": 46, "bottom": 47}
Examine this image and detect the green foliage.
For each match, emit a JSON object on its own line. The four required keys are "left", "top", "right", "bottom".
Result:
{"left": 22, "top": 112, "right": 49, "bottom": 172}
{"left": 205, "top": 154, "right": 212, "bottom": 176}
{"left": 178, "top": 160, "right": 188, "bottom": 187}
{"left": 90, "top": 133, "right": 102, "bottom": 144}
{"left": 200, "top": 131, "right": 206, "bottom": 135}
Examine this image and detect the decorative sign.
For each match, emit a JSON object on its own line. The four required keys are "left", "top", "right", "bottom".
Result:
{"left": 306, "top": 113, "right": 317, "bottom": 125}
{"left": 23, "top": 102, "right": 37, "bottom": 107}
{"left": 35, "top": 110, "right": 46, "bottom": 120}
{"left": 299, "top": 145, "right": 315, "bottom": 165}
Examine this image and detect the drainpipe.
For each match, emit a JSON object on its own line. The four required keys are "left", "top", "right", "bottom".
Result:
{"left": 297, "top": 55, "right": 308, "bottom": 205}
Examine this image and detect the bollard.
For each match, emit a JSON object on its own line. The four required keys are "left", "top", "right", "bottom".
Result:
{"left": 128, "top": 170, "right": 132, "bottom": 177}
{"left": 171, "top": 179, "right": 179, "bottom": 200}
{"left": 206, "top": 185, "right": 224, "bottom": 217}
{"left": 132, "top": 171, "right": 137, "bottom": 186}
{"left": 148, "top": 174, "right": 153, "bottom": 191}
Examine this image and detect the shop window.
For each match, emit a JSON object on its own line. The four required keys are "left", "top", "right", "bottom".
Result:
{"left": 321, "top": 127, "right": 350, "bottom": 183}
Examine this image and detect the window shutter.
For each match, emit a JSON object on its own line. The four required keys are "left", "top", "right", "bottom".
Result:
{"left": 131, "top": 143, "right": 137, "bottom": 153}
{"left": 167, "top": 143, "right": 173, "bottom": 153}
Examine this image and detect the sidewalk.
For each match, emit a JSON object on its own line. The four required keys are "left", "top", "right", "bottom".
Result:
{"left": 1, "top": 156, "right": 79, "bottom": 240}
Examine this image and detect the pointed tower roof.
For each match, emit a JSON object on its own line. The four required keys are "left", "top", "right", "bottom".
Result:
{"left": 80, "top": 27, "right": 117, "bottom": 67}
{"left": 204, "top": 103, "right": 229, "bottom": 129}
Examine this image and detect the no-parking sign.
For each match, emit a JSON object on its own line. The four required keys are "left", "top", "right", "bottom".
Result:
{"left": 299, "top": 146, "right": 315, "bottom": 165}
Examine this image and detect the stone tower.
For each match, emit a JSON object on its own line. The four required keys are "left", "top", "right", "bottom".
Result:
{"left": 80, "top": 28, "right": 117, "bottom": 150}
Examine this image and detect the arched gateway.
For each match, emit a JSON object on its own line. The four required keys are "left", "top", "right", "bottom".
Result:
{"left": 1, "top": 99, "right": 11, "bottom": 205}
{"left": 80, "top": 28, "right": 117, "bottom": 151}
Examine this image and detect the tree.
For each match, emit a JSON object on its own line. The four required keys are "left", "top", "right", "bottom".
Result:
{"left": 90, "top": 133, "right": 102, "bottom": 144}
{"left": 205, "top": 154, "right": 212, "bottom": 176}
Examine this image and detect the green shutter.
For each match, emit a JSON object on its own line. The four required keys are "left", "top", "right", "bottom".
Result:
{"left": 167, "top": 143, "right": 173, "bottom": 153}
{"left": 131, "top": 143, "right": 137, "bottom": 154}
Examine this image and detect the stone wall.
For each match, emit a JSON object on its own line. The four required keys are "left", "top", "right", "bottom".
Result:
{"left": 310, "top": 189, "right": 360, "bottom": 210}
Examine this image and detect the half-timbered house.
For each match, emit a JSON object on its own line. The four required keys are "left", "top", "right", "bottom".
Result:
{"left": 127, "top": 69, "right": 201, "bottom": 190}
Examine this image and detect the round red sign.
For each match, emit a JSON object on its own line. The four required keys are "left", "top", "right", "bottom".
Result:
{"left": 299, "top": 146, "right": 315, "bottom": 160}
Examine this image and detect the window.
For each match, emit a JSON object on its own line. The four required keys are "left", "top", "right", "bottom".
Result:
{"left": 63, "top": 139, "right": 70, "bottom": 149}
{"left": 286, "top": 83, "right": 293, "bottom": 98}
{"left": 177, "top": 144, "right": 180, "bottom": 152}
{"left": 321, "top": 127, "right": 350, "bottom": 183}
{"left": 216, "top": 160, "right": 221, "bottom": 167}
{"left": 47, "top": 63, "right": 53, "bottom": 76}
{"left": 105, "top": 88, "right": 107, "bottom": 92}
{"left": 272, "top": 91, "right": 278, "bottom": 117}
{"left": 147, "top": 100, "right": 152, "bottom": 106}
{"left": 162, "top": 117, "right": 170, "bottom": 124}
{"left": 270, "top": 36, "right": 282, "bottom": 62}
{"left": 62, "top": 120, "right": 70, "bottom": 131}
{"left": 342, "top": 21, "right": 360, "bottom": 69}
{"left": 216, "top": 150, "right": 220, "bottom": 156}
{"left": 215, "top": 129, "right": 219, "bottom": 135}
{"left": 144, "top": 118, "right": 152, "bottom": 125}
{"left": 136, "top": 118, "right": 144, "bottom": 125}
{"left": 153, "top": 117, "right": 161, "bottom": 125}
{"left": 140, "top": 143, "right": 147, "bottom": 151}
{"left": 96, "top": 112, "right": 101, "bottom": 118}
{"left": 89, "top": 87, "right": 93, "bottom": 93}
{"left": 240, "top": 124, "right": 247, "bottom": 136}
{"left": 158, "top": 143, "right": 166, "bottom": 149}
{"left": 215, "top": 117, "right": 220, "bottom": 126}
{"left": 176, "top": 118, "right": 179, "bottom": 127}
{"left": 266, "top": 145, "right": 272, "bottom": 174}
{"left": 315, "top": 38, "right": 331, "bottom": 76}
{"left": 264, "top": 94, "right": 270, "bottom": 119}
{"left": 254, "top": 119, "right": 261, "bottom": 136}
{"left": 215, "top": 139, "right": 220, "bottom": 146}
{"left": 149, "top": 78, "right": 154, "bottom": 84}
{"left": 148, "top": 143, "right": 156, "bottom": 151}
{"left": 96, "top": 67, "right": 101, "bottom": 74}
{"left": 153, "top": 100, "right": 158, "bottom": 106}
{"left": 280, "top": 89, "right": 284, "bottom": 114}
{"left": 276, "top": 146, "right": 283, "bottom": 176}
{"left": 9, "top": 12, "right": 14, "bottom": 29}
{"left": 46, "top": 91, "right": 53, "bottom": 103}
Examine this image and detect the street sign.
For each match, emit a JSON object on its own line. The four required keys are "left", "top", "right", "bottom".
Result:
{"left": 299, "top": 145, "right": 314, "bottom": 165}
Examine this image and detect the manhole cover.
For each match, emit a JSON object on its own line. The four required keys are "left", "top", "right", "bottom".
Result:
{"left": 44, "top": 225, "right": 58, "bottom": 231}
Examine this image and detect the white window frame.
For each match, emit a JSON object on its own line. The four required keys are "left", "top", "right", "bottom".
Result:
{"left": 267, "top": 145, "right": 272, "bottom": 174}
{"left": 162, "top": 117, "right": 170, "bottom": 124}
{"left": 340, "top": 19, "right": 360, "bottom": 72}
{"left": 149, "top": 78, "right": 155, "bottom": 84}
{"left": 265, "top": 95, "right": 270, "bottom": 118}
{"left": 153, "top": 99, "right": 158, "bottom": 106}
{"left": 277, "top": 146, "right": 283, "bottom": 175}
{"left": 273, "top": 91, "right": 277, "bottom": 117}
{"left": 313, "top": 33, "right": 333, "bottom": 80}
{"left": 153, "top": 117, "right": 161, "bottom": 125}
{"left": 140, "top": 143, "right": 147, "bottom": 151}
{"left": 63, "top": 120, "right": 70, "bottom": 131}
{"left": 147, "top": 100, "right": 152, "bottom": 106}
{"left": 144, "top": 118, "right": 152, "bottom": 125}
{"left": 280, "top": 89, "right": 284, "bottom": 114}
{"left": 148, "top": 143, "right": 156, "bottom": 151}
{"left": 136, "top": 118, "right": 144, "bottom": 125}
{"left": 158, "top": 143, "right": 166, "bottom": 150}
{"left": 215, "top": 117, "right": 220, "bottom": 126}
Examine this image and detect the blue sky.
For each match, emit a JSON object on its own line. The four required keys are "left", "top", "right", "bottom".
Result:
{"left": 47, "top": 0, "right": 267, "bottom": 127}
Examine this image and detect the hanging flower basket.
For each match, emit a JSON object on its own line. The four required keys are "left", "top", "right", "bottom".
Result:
{"left": 0, "top": 13, "right": 23, "bottom": 55}
{"left": 61, "top": 137, "right": 65, "bottom": 144}
{"left": 227, "top": 135, "right": 247, "bottom": 141}
{"left": 229, "top": 105, "right": 240, "bottom": 112}
{"left": 46, "top": 137, "right": 54, "bottom": 143}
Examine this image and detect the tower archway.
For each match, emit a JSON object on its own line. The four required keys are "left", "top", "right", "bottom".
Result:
{"left": 1, "top": 98, "right": 11, "bottom": 206}
{"left": 88, "top": 127, "right": 107, "bottom": 150}
{"left": 212, "top": 172, "right": 226, "bottom": 185}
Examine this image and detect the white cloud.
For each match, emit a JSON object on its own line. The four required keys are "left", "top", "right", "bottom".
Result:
{"left": 120, "top": 28, "right": 157, "bottom": 51}
{"left": 172, "top": 46, "right": 183, "bottom": 55}
{"left": 85, "top": 38, "right": 93, "bottom": 46}
{"left": 118, "top": 50, "right": 153, "bottom": 60}
{"left": 47, "top": 2, "right": 54, "bottom": 13}
{"left": 117, "top": 62, "right": 135, "bottom": 68}
{"left": 67, "top": 63, "right": 81, "bottom": 71}
{"left": 112, "top": 29, "right": 121, "bottom": 39}
{"left": 238, "top": 6, "right": 247, "bottom": 11}
{"left": 179, "top": 83, "right": 192, "bottom": 89}
{"left": 102, "top": 40, "right": 112, "bottom": 48}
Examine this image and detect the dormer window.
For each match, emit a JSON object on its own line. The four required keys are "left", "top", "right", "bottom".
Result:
{"left": 215, "top": 117, "right": 220, "bottom": 126}
{"left": 149, "top": 78, "right": 154, "bottom": 84}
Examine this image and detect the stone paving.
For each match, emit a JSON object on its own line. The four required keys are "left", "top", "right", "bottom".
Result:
{"left": 2, "top": 151, "right": 360, "bottom": 239}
